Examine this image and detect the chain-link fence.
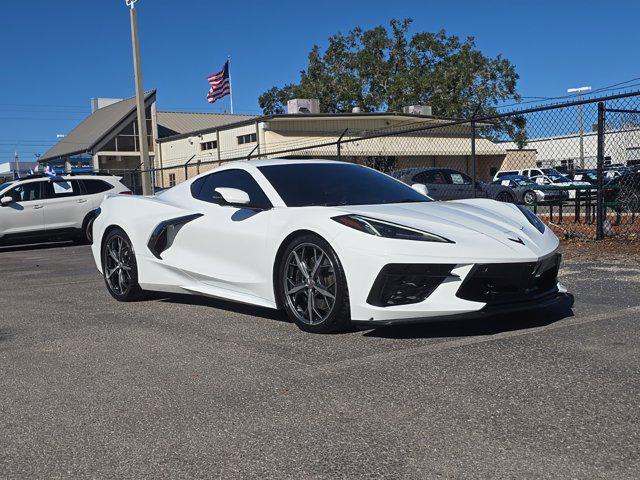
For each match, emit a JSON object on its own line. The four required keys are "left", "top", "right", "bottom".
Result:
{"left": 132, "top": 91, "right": 640, "bottom": 240}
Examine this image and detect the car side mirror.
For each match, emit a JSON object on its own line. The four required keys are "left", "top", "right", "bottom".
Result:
{"left": 411, "top": 183, "right": 429, "bottom": 196}
{"left": 214, "top": 187, "right": 251, "bottom": 207}
{"left": 0, "top": 196, "right": 14, "bottom": 206}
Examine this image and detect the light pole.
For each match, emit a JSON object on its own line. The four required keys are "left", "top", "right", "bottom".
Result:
{"left": 126, "top": 0, "right": 152, "bottom": 195}
{"left": 567, "top": 86, "right": 592, "bottom": 169}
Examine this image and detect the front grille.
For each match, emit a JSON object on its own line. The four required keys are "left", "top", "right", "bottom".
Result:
{"left": 367, "top": 264, "right": 455, "bottom": 307}
{"left": 456, "top": 254, "right": 561, "bottom": 305}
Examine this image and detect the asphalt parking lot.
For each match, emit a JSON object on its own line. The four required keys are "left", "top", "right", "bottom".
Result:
{"left": 1, "top": 243, "right": 639, "bottom": 479}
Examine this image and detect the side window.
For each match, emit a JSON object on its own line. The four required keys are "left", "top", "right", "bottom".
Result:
{"left": 191, "top": 169, "right": 272, "bottom": 209}
{"left": 8, "top": 182, "right": 42, "bottom": 202}
{"left": 82, "top": 179, "right": 113, "bottom": 194}
{"left": 413, "top": 170, "right": 447, "bottom": 184}
{"left": 42, "top": 180, "right": 82, "bottom": 199}
{"left": 447, "top": 171, "right": 472, "bottom": 185}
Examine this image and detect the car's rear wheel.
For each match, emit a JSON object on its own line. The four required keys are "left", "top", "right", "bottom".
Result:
{"left": 102, "top": 228, "right": 142, "bottom": 301}
{"left": 278, "top": 234, "right": 350, "bottom": 333}
{"left": 523, "top": 190, "right": 536, "bottom": 205}
{"left": 83, "top": 215, "right": 95, "bottom": 244}
{"left": 496, "top": 191, "right": 514, "bottom": 203}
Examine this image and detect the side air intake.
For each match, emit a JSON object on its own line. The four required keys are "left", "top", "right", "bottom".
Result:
{"left": 147, "top": 214, "right": 203, "bottom": 259}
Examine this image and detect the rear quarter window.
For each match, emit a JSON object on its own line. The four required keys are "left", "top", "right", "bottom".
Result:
{"left": 82, "top": 179, "right": 114, "bottom": 194}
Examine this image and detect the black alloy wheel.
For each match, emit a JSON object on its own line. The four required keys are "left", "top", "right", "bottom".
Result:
{"left": 102, "top": 228, "right": 142, "bottom": 301}
{"left": 278, "top": 234, "right": 350, "bottom": 333}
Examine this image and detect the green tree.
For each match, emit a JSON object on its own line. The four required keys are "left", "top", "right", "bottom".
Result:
{"left": 259, "top": 18, "right": 526, "bottom": 143}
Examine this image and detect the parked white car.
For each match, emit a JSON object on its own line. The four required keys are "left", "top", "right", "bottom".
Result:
{"left": 530, "top": 173, "right": 591, "bottom": 199}
{"left": 91, "top": 159, "right": 564, "bottom": 334}
{"left": 494, "top": 168, "right": 565, "bottom": 181}
{"left": 0, "top": 174, "right": 131, "bottom": 246}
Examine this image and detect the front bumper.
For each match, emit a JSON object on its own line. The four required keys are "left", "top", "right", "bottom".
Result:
{"left": 351, "top": 290, "right": 571, "bottom": 326}
{"left": 334, "top": 235, "right": 562, "bottom": 323}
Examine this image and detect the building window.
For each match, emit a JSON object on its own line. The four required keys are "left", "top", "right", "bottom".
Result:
{"left": 237, "top": 133, "right": 257, "bottom": 145}
{"left": 200, "top": 140, "right": 217, "bottom": 151}
{"left": 168, "top": 173, "right": 176, "bottom": 187}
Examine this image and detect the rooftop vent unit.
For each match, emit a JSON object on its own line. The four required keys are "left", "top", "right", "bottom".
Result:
{"left": 91, "top": 97, "right": 123, "bottom": 113}
{"left": 402, "top": 105, "right": 432, "bottom": 116}
{"left": 287, "top": 98, "right": 320, "bottom": 114}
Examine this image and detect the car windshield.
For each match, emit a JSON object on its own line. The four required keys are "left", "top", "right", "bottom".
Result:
{"left": 577, "top": 171, "right": 598, "bottom": 180}
{"left": 548, "top": 174, "right": 571, "bottom": 183}
{"left": 258, "top": 163, "right": 431, "bottom": 207}
{"left": 541, "top": 168, "right": 563, "bottom": 176}
{"left": 512, "top": 177, "right": 536, "bottom": 186}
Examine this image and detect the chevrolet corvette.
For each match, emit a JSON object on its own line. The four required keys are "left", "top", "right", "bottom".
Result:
{"left": 91, "top": 159, "right": 565, "bottom": 333}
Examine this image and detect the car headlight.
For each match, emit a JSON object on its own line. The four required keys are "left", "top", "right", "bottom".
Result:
{"left": 517, "top": 205, "right": 545, "bottom": 233}
{"left": 332, "top": 215, "right": 453, "bottom": 243}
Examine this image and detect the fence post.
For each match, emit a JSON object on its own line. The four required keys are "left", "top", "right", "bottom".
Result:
{"left": 596, "top": 102, "right": 605, "bottom": 240}
{"left": 471, "top": 120, "right": 477, "bottom": 198}
{"left": 184, "top": 155, "right": 196, "bottom": 183}
{"left": 337, "top": 128, "right": 348, "bottom": 161}
{"left": 247, "top": 144, "right": 259, "bottom": 160}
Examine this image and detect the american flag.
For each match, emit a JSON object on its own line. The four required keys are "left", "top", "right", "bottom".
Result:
{"left": 206, "top": 61, "right": 231, "bottom": 104}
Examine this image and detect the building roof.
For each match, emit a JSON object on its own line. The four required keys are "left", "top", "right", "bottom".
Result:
{"left": 156, "top": 111, "right": 256, "bottom": 137}
{"left": 40, "top": 91, "right": 157, "bottom": 162}
{"left": 156, "top": 112, "right": 487, "bottom": 143}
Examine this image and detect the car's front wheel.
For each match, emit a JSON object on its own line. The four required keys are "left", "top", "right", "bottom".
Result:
{"left": 278, "top": 234, "right": 350, "bottom": 333}
{"left": 523, "top": 190, "right": 537, "bottom": 205}
{"left": 101, "top": 228, "right": 143, "bottom": 301}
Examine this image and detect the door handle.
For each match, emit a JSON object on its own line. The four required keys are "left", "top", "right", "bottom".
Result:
{"left": 33, "top": 204, "right": 43, "bottom": 209}
{"left": 77, "top": 199, "right": 88, "bottom": 203}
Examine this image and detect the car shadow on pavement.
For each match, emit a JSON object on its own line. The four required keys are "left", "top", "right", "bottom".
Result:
{"left": 155, "top": 293, "right": 287, "bottom": 322}
{"left": 362, "top": 294, "right": 575, "bottom": 339}
{"left": 0, "top": 240, "right": 76, "bottom": 253}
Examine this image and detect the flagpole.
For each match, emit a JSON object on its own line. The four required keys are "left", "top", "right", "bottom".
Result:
{"left": 228, "top": 55, "right": 234, "bottom": 114}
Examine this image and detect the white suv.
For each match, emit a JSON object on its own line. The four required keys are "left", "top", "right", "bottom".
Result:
{"left": 0, "top": 174, "right": 130, "bottom": 246}
{"left": 494, "top": 168, "right": 565, "bottom": 181}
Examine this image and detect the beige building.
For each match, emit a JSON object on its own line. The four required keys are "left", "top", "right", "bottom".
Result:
{"left": 40, "top": 92, "right": 537, "bottom": 190}
{"left": 156, "top": 109, "right": 515, "bottom": 187}
{"left": 39, "top": 90, "right": 251, "bottom": 191}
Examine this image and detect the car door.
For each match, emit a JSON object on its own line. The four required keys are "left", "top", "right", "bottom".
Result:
{"left": 445, "top": 170, "right": 477, "bottom": 199}
{"left": 412, "top": 170, "right": 449, "bottom": 200}
{"left": 162, "top": 169, "right": 274, "bottom": 300}
{"left": 41, "top": 179, "right": 87, "bottom": 233}
{"left": 0, "top": 180, "right": 46, "bottom": 241}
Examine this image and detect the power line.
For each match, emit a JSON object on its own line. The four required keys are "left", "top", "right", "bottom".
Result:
{"left": 497, "top": 76, "right": 640, "bottom": 110}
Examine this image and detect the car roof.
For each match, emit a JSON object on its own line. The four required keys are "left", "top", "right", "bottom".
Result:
{"left": 12, "top": 174, "right": 120, "bottom": 182}
{"left": 499, "top": 174, "right": 529, "bottom": 180}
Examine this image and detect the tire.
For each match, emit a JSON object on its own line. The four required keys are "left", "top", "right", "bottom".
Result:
{"left": 523, "top": 190, "right": 536, "bottom": 205}
{"left": 82, "top": 214, "right": 96, "bottom": 244}
{"left": 277, "top": 234, "right": 351, "bottom": 333}
{"left": 101, "top": 227, "right": 143, "bottom": 301}
{"left": 495, "top": 191, "right": 514, "bottom": 203}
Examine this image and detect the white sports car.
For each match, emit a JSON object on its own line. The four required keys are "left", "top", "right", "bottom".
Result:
{"left": 91, "top": 159, "right": 565, "bottom": 333}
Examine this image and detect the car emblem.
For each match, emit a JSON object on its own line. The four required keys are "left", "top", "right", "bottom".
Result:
{"left": 508, "top": 236, "right": 525, "bottom": 245}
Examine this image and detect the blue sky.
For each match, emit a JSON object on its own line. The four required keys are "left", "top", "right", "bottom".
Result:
{"left": 1, "top": 0, "right": 638, "bottom": 163}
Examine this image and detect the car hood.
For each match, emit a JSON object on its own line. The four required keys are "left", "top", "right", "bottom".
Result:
{"left": 333, "top": 198, "right": 558, "bottom": 259}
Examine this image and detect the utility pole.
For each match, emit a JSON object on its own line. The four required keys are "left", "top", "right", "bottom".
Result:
{"left": 126, "top": 0, "right": 152, "bottom": 195}
{"left": 567, "top": 86, "right": 592, "bottom": 169}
